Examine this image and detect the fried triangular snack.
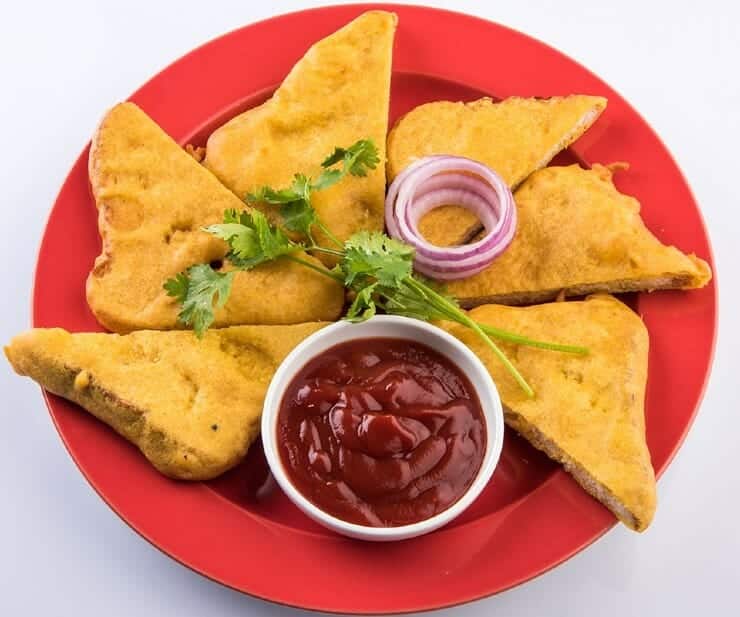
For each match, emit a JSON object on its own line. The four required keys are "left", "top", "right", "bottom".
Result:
{"left": 87, "top": 102, "right": 343, "bottom": 333}
{"left": 5, "top": 324, "right": 325, "bottom": 480}
{"left": 448, "top": 164, "right": 711, "bottom": 307}
{"left": 7, "top": 298, "right": 658, "bottom": 525}
{"left": 442, "top": 295, "right": 656, "bottom": 531}
{"left": 204, "top": 11, "right": 397, "bottom": 247}
{"left": 386, "top": 96, "right": 607, "bottom": 246}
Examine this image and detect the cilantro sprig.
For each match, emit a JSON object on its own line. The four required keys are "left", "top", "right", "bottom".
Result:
{"left": 205, "top": 209, "right": 299, "bottom": 269}
{"left": 333, "top": 232, "right": 587, "bottom": 397}
{"left": 165, "top": 139, "right": 588, "bottom": 396}
{"left": 247, "top": 139, "right": 379, "bottom": 246}
{"left": 163, "top": 264, "right": 234, "bottom": 336}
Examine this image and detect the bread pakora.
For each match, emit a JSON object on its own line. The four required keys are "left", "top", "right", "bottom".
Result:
{"left": 448, "top": 164, "right": 711, "bottom": 307}
{"left": 87, "top": 102, "right": 343, "bottom": 333}
{"left": 5, "top": 324, "right": 326, "bottom": 480}
{"left": 386, "top": 96, "right": 607, "bottom": 246}
{"left": 7, "top": 298, "right": 657, "bottom": 529}
{"left": 204, "top": 11, "right": 396, "bottom": 249}
{"left": 442, "top": 294, "right": 656, "bottom": 531}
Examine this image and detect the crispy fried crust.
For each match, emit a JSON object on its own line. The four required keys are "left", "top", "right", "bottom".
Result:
{"left": 204, "top": 11, "right": 397, "bottom": 251}
{"left": 8, "top": 299, "right": 657, "bottom": 527}
{"left": 386, "top": 95, "right": 607, "bottom": 246}
{"left": 87, "top": 102, "right": 344, "bottom": 333}
{"left": 5, "top": 324, "right": 326, "bottom": 480}
{"left": 442, "top": 295, "right": 657, "bottom": 531}
{"left": 448, "top": 164, "right": 711, "bottom": 306}
{"left": 458, "top": 273, "right": 704, "bottom": 308}
{"left": 504, "top": 406, "right": 645, "bottom": 530}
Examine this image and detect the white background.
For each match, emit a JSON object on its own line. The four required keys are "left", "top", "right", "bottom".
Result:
{"left": 1, "top": 0, "right": 737, "bottom": 615}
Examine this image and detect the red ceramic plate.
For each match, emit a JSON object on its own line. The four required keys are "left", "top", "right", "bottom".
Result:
{"left": 33, "top": 3, "right": 716, "bottom": 613}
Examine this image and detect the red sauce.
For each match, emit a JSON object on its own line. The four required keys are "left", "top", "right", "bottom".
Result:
{"left": 277, "top": 338, "right": 486, "bottom": 527}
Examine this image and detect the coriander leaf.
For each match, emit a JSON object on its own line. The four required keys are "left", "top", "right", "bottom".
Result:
{"left": 290, "top": 174, "right": 312, "bottom": 201}
{"left": 279, "top": 200, "right": 317, "bottom": 236}
{"left": 247, "top": 185, "right": 302, "bottom": 205}
{"left": 204, "top": 222, "right": 260, "bottom": 259}
{"left": 322, "top": 140, "right": 380, "bottom": 177}
{"left": 321, "top": 146, "right": 348, "bottom": 169}
{"left": 252, "top": 210, "right": 297, "bottom": 262}
{"left": 244, "top": 140, "right": 378, "bottom": 243}
{"left": 205, "top": 209, "right": 300, "bottom": 269}
{"left": 340, "top": 231, "right": 415, "bottom": 288}
{"left": 164, "top": 264, "right": 234, "bottom": 337}
{"left": 345, "top": 139, "right": 380, "bottom": 177}
{"left": 281, "top": 175, "right": 317, "bottom": 236}
{"left": 248, "top": 174, "right": 317, "bottom": 237}
{"left": 162, "top": 271, "right": 189, "bottom": 304}
{"left": 247, "top": 175, "right": 310, "bottom": 208}
{"left": 344, "top": 283, "right": 378, "bottom": 323}
{"left": 311, "top": 168, "right": 342, "bottom": 191}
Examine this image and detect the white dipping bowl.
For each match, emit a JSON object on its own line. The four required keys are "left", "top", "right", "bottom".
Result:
{"left": 261, "top": 315, "right": 504, "bottom": 542}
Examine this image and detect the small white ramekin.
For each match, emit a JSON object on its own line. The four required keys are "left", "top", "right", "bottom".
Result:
{"left": 261, "top": 315, "right": 504, "bottom": 541}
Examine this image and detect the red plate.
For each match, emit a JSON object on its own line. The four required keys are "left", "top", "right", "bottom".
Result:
{"left": 33, "top": 4, "right": 716, "bottom": 613}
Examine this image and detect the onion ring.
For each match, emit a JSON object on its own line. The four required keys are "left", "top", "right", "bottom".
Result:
{"left": 385, "top": 156, "right": 517, "bottom": 280}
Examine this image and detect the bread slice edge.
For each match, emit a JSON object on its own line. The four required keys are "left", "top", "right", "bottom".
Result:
{"left": 504, "top": 406, "right": 653, "bottom": 531}
{"left": 458, "top": 270, "right": 711, "bottom": 308}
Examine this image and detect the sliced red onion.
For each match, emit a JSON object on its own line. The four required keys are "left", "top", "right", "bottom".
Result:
{"left": 385, "top": 155, "right": 517, "bottom": 280}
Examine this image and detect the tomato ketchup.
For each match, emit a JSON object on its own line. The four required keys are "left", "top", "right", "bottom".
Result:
{"left": 277, "top": 338, "right": 486, "bottom": 527}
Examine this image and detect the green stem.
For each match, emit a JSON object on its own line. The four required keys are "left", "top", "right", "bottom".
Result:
{"left": 315, "top": 220, "right": 344, "bottom": 249}
{"left": 306, "top": 227, "right": 317, "bottom": 247}
{"left": 308, "top": 245, "right": 345, "bottom": 258}
{"left": 463, "top": 313, "right": 535, "bottom": 399}
{"left": 284, "top": 255, "right": 344, "bottom": 283}
{"left": 478, "top": 323, "right": 589, "bottom": 355}
{"left": 405, "top": 278, "right": 535, "bottom": 398}
{"left": 389, "top": 286, "right": 586, "bottom": 355}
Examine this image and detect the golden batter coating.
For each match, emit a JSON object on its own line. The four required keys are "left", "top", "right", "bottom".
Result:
{"left": 5, "top": 324, "right": 325, "bottom": 480}
{"left": 204, "top": 11, "right": 397, "bottom": 252}
{"left": 387, "top": 95, "right": 607, "bottom": 246}
{"left": 447, "top": 164, "right": 711, "bottom": 306}
{"left": 7, "top": 298, "right": 658, "bottom": 529}
{"left": 442, "top": 295, "right": 656, "bottom": 531}
{"left": 86, "top": 102, "right": 343, "bottom": 332}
